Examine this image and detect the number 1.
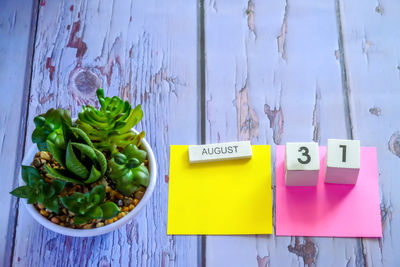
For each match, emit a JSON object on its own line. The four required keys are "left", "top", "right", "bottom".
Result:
{"left": 339, "top": 145, "right": 346, "bottom": 162}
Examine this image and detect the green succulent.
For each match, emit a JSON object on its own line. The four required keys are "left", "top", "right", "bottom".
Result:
{"left": 32, "top": 109, "right": 72, "bottom": 151}
{"left": 44, "top": 122, "right": 107, "bottom": 185}
{"left": 60, "top": 185, "right": 120, "bottom": 224}
{"left": 11, "top": 90, "right": 150, "bottom": 226}
{"left": 108, "top": 144, "right": 149, "bottom": 196}
{"left": 76, "top": 88, "right": 145, "bottom": 154}
{"left": 10, "top": 166, "right": 65, "bottom": 213}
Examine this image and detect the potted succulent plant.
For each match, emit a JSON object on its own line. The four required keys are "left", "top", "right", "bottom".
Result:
{"left": 10, "top": 89, "right": 157, "bottom": 237}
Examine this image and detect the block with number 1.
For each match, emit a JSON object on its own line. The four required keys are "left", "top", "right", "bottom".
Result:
{"left": 285, "top": 142, "right": 320, "bottom": 186}
{"left": 325, "top": 139, "right": 360, "bottom": 184}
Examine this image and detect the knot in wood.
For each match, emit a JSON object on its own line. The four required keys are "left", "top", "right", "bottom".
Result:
{"left": 74, "top": 70, "right": 100, "bottom": 94}
{"left": 389, "top": 132, "right": 400, "bottom": 158}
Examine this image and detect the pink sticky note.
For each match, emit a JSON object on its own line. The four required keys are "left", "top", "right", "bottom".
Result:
{"left": 276, "top": 146, "right": 382, "bottom": 237}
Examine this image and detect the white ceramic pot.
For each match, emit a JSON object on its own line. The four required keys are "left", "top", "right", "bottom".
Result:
{"left": 19, "top": 129, "right": 157, "bottom": 237}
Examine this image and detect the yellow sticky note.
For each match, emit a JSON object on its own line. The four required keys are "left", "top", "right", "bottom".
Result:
{"left": 167, "top": 145, "right": 273, "bottom": 235}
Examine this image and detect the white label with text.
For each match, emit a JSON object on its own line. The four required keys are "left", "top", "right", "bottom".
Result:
{"left": 188, "top": 141, "right": 252, "bottom": 163}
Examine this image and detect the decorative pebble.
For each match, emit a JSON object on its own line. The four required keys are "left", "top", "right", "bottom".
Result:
{"left": 101, "top": 179, "right": 109, "bottom": 187}
{"left": 40, "top": 151, "right": 51, "bottom": 161}
{"left": 123, "top": 198, "right": 133, "bottom": 206}
{"left": 96, "top": 222, "right": 105, "bottom": 228}
{"left": 82, "top": 224, "right": 93, "bottom": 229}
{"left": 134, "top": 190, "right": 144, "bottom": 200}
{"left": 51, "top": 217, "right": 60, "bottom": 224}
{"left": 115, "top": 192, "right": 123, "bottom": 200}
{"left": 117, "top": 200, "right": 123, "bottom": 206}
{"left": 40, "top": 210, "right": 49, "bottom": 217}
{"left": 32, "top": 158, "right": 42, "bottom": 168}
{"left": 122, "top": 207, "right": 129, "bottom": 212}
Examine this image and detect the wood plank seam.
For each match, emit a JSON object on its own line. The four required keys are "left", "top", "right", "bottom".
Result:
{"left": 7, "top": 1, "right": 40, "bottom": 266}
{"left": 198, "top": 0, "right": 206, "bottom": 266}
{"left": 335, "top": 0, "right": 368, "bottom": 265}
{"left": 335, "top": 0, "right": 354, "bottom": 141}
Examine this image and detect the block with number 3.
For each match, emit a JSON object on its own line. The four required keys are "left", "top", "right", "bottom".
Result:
{"left": 285, "top": 142, "right": 320, "bottom": 186}
{"left": 325, "top": 139, "right": 360, "bottom": 184}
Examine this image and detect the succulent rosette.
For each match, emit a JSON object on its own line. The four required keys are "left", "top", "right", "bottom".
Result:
{"left": 10, "top": 166, "right": 65, "bottom": 213}
{"left": 44, "top": 122, "right": 107, "bottom": 185}
{"left": 76, "top": 89, "right": 145, "bottom": 154}
{"left": 108, "top": 144, "right": 150, "bottom": 195}
{"left": 31, "top": 109, "right": 72, "bottom": 151}
{"left": 60, "top": 185, "right": 119, "bottom": 224}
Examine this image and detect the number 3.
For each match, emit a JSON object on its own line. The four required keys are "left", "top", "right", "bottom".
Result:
{"left": 297, "top": 146, "right": 311, "bottom": 164}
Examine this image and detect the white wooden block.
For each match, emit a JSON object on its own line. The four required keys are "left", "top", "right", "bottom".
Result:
{"left": 285, "top": 142, "right": 320, "bottom": 186}
{"left": 188, "top": 141, "right": 252, "bottom": 163}
{"left": 325, "top": 139, "right": 360, "bottom": 184}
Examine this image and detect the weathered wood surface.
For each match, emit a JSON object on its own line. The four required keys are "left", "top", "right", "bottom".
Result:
{"left": 0, "top": 0, "right": 37, "bottom": 266}
{"left": 339, "top": 0, "right": 400, "bottom": 265}
{"left": 204, "top": 0, "right": 399, "bottom": 266}
{"left": 1, "top": 0, "right": 400, "bottom": 266}
{"left": 6, "top": 0, "right": 200, "bottom": 266}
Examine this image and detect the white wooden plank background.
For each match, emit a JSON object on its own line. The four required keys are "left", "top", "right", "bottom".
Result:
{"left": 1, "top": 0, "right": 400, "bottom": 266}
{"left": 0, "top": 0, "right": 37, "bottom": 265}
{"left": 8, "top": 0, "right": 200, "bottom": 266}
{"left": 204, "top": 0, "right": 396, "bottom": 266}
{"left": 339, "top": 0, "right": 400, "bottom": 265}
